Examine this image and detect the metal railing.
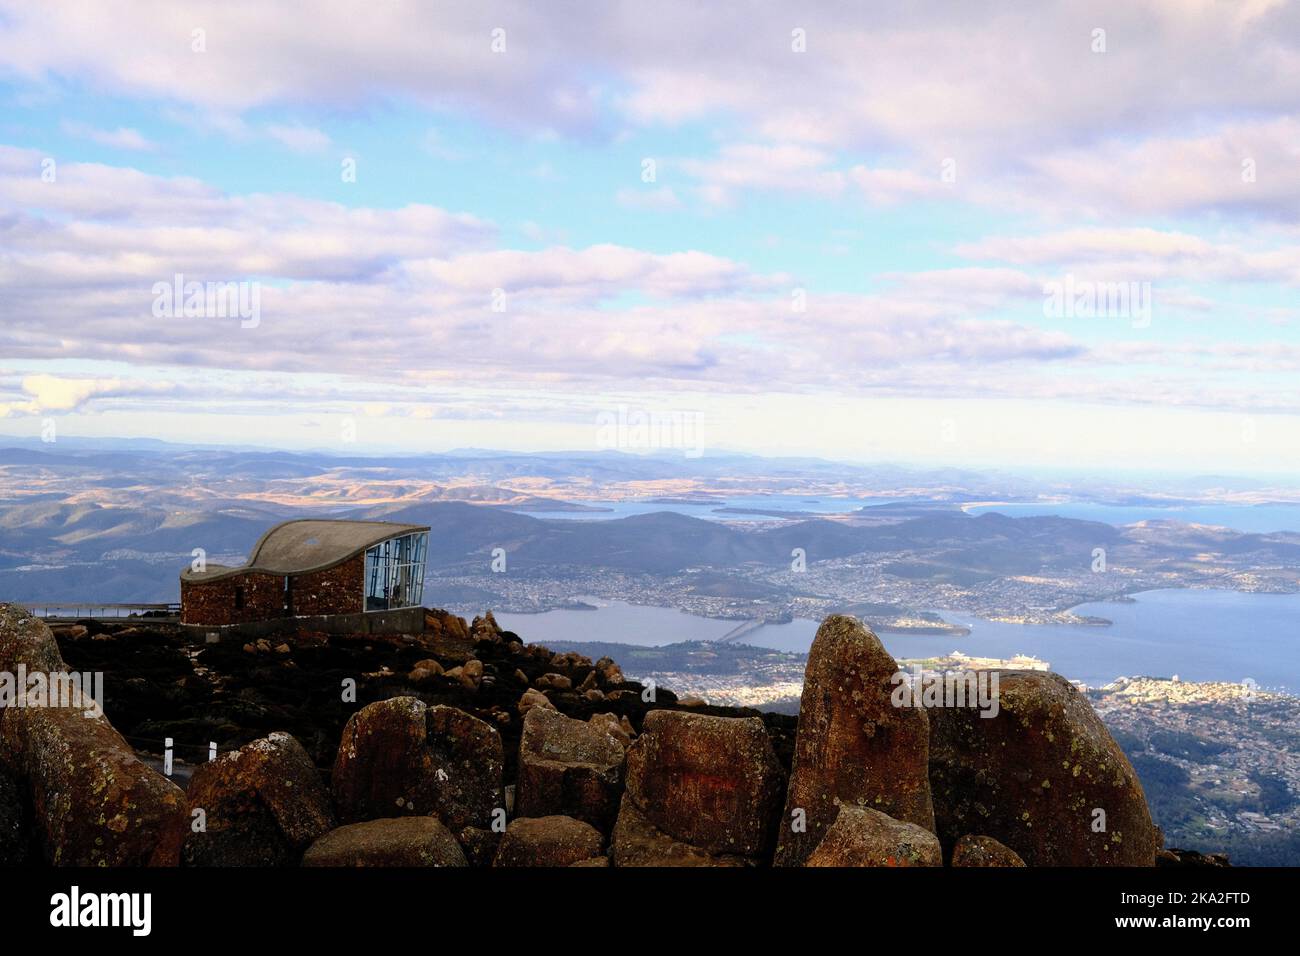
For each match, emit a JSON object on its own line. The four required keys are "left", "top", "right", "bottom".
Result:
{"left": 18, "top": 602, "right": 181, "bottom": 622}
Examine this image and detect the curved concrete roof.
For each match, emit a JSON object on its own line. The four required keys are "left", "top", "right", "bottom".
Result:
{"left": 181, "top": 519, "right": 429, "bottom": 583}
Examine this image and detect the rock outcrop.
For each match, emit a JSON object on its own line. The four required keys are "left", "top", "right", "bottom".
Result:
{"left": 492, "top": 815, "right": 604, "bottom": 867}
{"left": 332, "top": 697, "right": 504, "bottom": 832}
{"left": 183, "top": 731, "right": 335, "bottom": 866}
{"left": 0, "top": 605, "right": 188, "bottom": 866}
{"left": 515, "top": 707, "right": 625, "bottom": 831}
{"left": 775, "top": 615, "right": 934, "bottom": 867}
{"left": 624, "top": 709, "right": 784, "bottom": 860}
{"left": 302, "top": 817, "right": 467, "bottom": 867}
{"left": 927, "top": 669, "right": 1157, "bottom": 866}
{"left": 804, "top": 806, "right": 942, "bottom": 867}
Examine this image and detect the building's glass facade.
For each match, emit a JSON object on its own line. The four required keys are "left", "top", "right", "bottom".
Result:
{"left": 363, "top": 531, "right": 428, "bottom": 611}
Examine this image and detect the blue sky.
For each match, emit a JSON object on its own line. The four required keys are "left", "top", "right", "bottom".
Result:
{"left": 1, "top": 1, "right": 1299, "bottom": 474}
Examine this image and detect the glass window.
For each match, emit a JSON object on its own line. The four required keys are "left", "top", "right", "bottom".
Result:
{"left": 363, "top": 531, "right": 428, "bottom": 611}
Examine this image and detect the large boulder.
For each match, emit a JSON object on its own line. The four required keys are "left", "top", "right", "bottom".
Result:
{"left": 0, "top": 702, "right": 187, "bottom": 865}
{"left": 804, "top": 806, "right": 942, "bottom": 867}
{"left": 516, "top": 707, "right": 625, "bottom": 831}
{"left": 0, "top": 606, "right": 187, "bottom": 866}
{"left": 927, "top": 669, "right": 1157, "bottom": 866}
{"left": 492, "top": 815, "right": 604, "bottom": 867}
{"left": 951, "top": 834, "right": 1026, "bottom": 867}
{"left": 610, "top": 799, "right": 747, "bottom": 867}
{"left": 183, "top": 732, "right": 334, "bottom": 866}
{"left": 0, "top": 603, "right": 66, "bottom": 673}
{"left": 302, "top": 817, "right": 467, "bottom": 867}
{"left": 333, "top": 698, "right": 504, "bottom": 832}
{"left": 624, "top": 710, "right": 784, "bottom": 859}
{"left": 775, "top": 615, "right": 934, "bottom": 867}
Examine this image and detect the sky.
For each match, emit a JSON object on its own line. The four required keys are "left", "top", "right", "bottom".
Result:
{"left": 1, "top": 0, "right": 1299, "bottom": 473}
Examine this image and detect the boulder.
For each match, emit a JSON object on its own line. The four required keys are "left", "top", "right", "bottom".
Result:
{"left": 0, "top": 603, "right": 66, "bottom": 673}
{"left": 332, "top": 698, "right": 504, "bottom": 832}
{"left": 408, "top": 659, "right": 444, "bottom": 684}
{"left": 455, "top": 825, "right": 501, "bottom": 867}
{"left": 493, "top": 815, "right": 603, "bottom": 867}
{"left": 535, "top": 673, "right": 572, "bottom": 691}
{"left": 0, "top": 702, "right": 187, "bottom": 865}
{"left": 516, "top": 707, "right": 625, "bottom": 831}
{"left": 183, "top": 732, "right": 334, "bottom": 866}
{"left": 517, "top": 688, "right": 555, "bottom": 716}
{"left": 624, "top": 710, "right": 783, "bottom": 859}
{"left": 805, "top": 806, "right": 942, "bottom": 867}
{"left": 951, "top": 834, "right": 1026, "bottom": 867}
{"left": 610, "top": 799, "right": 747, "bottom": 867}
{"left": 927, "top": 669, "right": 1157, "bottom": 866}
{"left": 775, "top": 615, "right": 934, "bottom": 867}
{"left": 303, "top": 817, "right": 467, "bottom": 866}
{"left": 594, "top": 656, "right": 624, "bottom": 687}
{"left": 0, "top": 606, "right": 186, "bottom": 866}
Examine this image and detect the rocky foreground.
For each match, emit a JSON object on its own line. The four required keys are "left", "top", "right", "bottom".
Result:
{"left": 0, "top": 602, "right": 1205, "bottom": 867}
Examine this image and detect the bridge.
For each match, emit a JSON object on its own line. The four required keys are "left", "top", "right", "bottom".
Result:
{"left": 714, "top": 618, "right": 766, "bottom": 644}
{"left": 19, "top": 603, "right": 181, "bottom": 624}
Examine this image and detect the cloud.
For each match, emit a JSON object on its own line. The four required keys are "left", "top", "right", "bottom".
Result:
{"left": 264, "top": 123, "right": 332, "bottom": 153}
{"left": 60, "top": 121, "right": 157, "bottom": 152}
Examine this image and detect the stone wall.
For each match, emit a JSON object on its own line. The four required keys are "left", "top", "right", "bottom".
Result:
{"left": 291, "top": 554, "right": 364, "bottom": 617}
{"left": 181, "top": 570, "right": 285, "bottom": 626}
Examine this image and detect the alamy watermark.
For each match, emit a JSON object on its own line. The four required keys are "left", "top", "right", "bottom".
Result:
{"left": 595, "top": 405, "right": 703, "bottom": 458}
{"left": 152, "top": 273, "right": 261, "bottom": 328}
{"left": 0, "top": 665, "right": 104, "bottom": 718}
{"left": 1043, "top": 274, "right": 1151, "bottom": 328}
{"left": 890, "top": 665, "right": 1000, "bottom": 718}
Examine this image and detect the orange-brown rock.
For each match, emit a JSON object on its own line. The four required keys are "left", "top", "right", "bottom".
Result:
{"left": 951, "top": 834, "right": 1026, "bottom": 867}
{"left": 805, "top": 806, "right": 942, "bottom": 867}
{"left": 0, "top": 703, "right": 187, "bottom": 865}
{"left": 775, "top": 615, "right": 934, "bottom": 867}
{"left": 927, "top": 669, "right": 1157, "bottom": 866}
{"left": 624, "top": 710, "right": 783, "bottom": 859}
{"left": 302, "top": 817, "right": 467, "bottom": 867}
{"left": 184, "top": 732, "right": 334, "bottom": 866}
{"left": 516, "top": 707, "right": 625, "bottom": 831}
{"left": 0, "top": 605, "right": 187, "bottom": 866}
{"left": 492, "top": 815, "right": 603, "bottom": 867}
{"left": 332, "top": 698, "right": 504, "bottom": 831}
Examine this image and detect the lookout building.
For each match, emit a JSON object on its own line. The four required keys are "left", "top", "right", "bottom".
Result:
{"left": 180, "top": 519, "right": 429, "bottom": 626}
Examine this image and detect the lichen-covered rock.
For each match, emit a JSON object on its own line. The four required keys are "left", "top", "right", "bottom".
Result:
{"left": 624, "top": 710, "right": 784, "bottom": 859}
{"left": 0, "top": 703, "right": 187, "bottom": 866}
{"left": 302, "top": 817, "right": 467, "bottom": 867}
{"left": 951, "top": 834, "right": 1026, "bottom": 867}
{"left": 927, "top": 669, "right": 1157, "bottom": 866}
{"left": 0, "top": 764, "right": 34, "bottom": 865}
{"left": 516, "top": 707, "right": 625, "bottom": 831}
{"left": 183, "top": 732, "right": 334, "bottom": 866}
{"left": 775, "top": 615, "right": 934, "bottom": 867}
{"left": 805, "top": 806, "right": 942, "bottom": 867}
{"left": 610, "top": 799, "right": 747, "bottom": 867}
{"left": 0, "top": 606, "right": 186, "bottom": 866}
{"left": 332, "top": 698, "right": 504, "bottom": 832}
{"left": 492, "top": 815, "right": 603, "bottom": 867}
{"left": 0, "top": 603, "right": 66, "bottom": 674}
